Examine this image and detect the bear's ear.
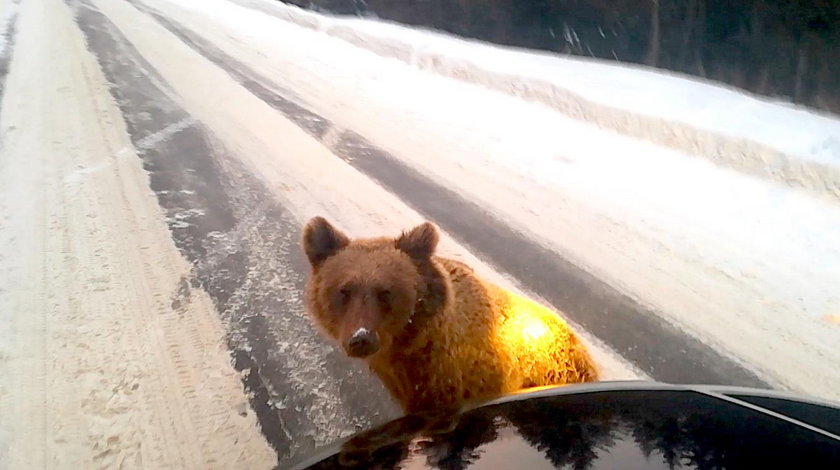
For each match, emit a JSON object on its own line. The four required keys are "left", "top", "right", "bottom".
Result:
{"left": 396, "top": 222, "right": 439, "bottom": 259}
{"left": 302, "top": 217, "right": 350, "bottom": 268}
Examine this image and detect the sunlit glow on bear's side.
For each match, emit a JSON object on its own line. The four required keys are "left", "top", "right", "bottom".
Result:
{"left": 521, "top": 317, "right": 550, "bottom": 342}
{"left": 499, "top": 291, "right": 564, "bottom": 353}
{"left": 487, "top": 289, "right": 595, "bottom": 396}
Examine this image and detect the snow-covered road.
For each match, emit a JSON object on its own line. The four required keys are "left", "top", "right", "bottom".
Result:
{"left": 1, "top": 0, "right": 838, "bottom": 467}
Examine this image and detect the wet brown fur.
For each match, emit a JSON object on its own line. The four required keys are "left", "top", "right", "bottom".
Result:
{"left": 302, "top": 217, "right": 599, "bottom": 414}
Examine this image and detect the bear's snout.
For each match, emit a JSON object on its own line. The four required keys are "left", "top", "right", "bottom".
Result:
{"left": 345, "top": 327, "right": 380, "bottom": 358}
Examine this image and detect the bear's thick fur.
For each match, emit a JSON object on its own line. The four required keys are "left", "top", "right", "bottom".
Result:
{"left": 302, "top": 217, "right": 598, "bottom": 414}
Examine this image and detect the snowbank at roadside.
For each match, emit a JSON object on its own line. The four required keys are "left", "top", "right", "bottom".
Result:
{"left": 232, "top": 0, "right": 840, "bottom": 200}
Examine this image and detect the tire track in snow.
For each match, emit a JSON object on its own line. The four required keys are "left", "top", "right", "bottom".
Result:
{"left": 70, "top": 0, "right": 396, "bottom": 464}
{"left": 132, "top": 1, "right": 771, "bottom": 389}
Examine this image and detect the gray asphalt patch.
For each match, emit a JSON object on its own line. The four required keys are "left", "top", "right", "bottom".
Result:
{"left": 70, "top": 0, "right": 397, "bottom": 465}
{"left": 128, "top": 0, "right": 331, "bottom": 139}
{"left": 136, "top": 5, "right": 771, "bottom": 390}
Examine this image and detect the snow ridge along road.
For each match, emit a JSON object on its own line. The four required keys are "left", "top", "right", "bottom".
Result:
{"left": 232, "top": 0, "right": 840, "bottom": 201}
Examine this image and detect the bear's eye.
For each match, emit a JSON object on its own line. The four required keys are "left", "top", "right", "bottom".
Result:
{"left": 377, "top": 289, "right": 391, "bottom": 305}
{"left": 336, "top": 287, "right": 352, "bottom": 305}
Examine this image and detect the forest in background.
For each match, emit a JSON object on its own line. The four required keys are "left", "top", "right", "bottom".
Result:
{"left": 285, "top": 0, "right": 840, "bottom": 115}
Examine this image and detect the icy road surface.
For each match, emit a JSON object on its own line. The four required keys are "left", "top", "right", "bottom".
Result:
{"left": 1, "top": 0, "right": 838, "bottom": 467}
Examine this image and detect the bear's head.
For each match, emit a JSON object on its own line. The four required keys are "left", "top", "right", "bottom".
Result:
{"left": 302, "top": 217, "right": 449, "bottom": 359}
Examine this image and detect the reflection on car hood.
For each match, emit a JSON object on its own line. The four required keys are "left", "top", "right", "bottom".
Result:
{"left": 292, "top": 381, "right": 840, "bottom": 470}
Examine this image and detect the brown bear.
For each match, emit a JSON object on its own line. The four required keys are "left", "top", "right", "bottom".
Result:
{"left": 302, "top": 217, "right": 599, "bottom": 414}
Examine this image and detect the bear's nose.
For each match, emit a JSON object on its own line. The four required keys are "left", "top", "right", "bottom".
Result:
{"left": 346, "top": 328, "right": 380, "bottom": 358}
